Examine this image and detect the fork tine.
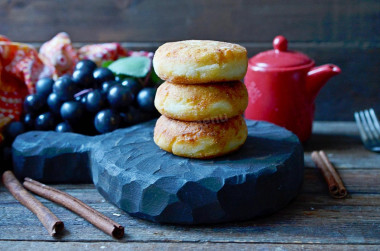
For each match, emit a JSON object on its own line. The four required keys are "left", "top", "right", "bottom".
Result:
{"left": 369, "top": 108, "right": 380, "bottom": 135}
{"left": 364, "top": 109, "right": 380, "bottom": 139}
{"left": 359, "top": 110, "right": 375, "bottom": 140}
{"left": 354, "top": 112, "right": 369, "bottom": 142}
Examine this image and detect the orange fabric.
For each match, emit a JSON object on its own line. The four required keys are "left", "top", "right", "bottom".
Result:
{"left": 39, "top": 32, "right": 79, "bottom": 78}
{"left": 79, "top": 43, "right": 127, "bottom": 66}
{"left": 0, "top": 35, "right": 10, "bottom": 42}
{"left": 0, "top": 42, "right": 50, "bottom": 123}
{"left": 39, "top": 33, "right": 128, "bottom": 77}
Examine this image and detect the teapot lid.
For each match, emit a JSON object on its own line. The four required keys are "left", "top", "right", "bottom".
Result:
{"left": 249, "top": 35, "right": 314, "bottom": 70}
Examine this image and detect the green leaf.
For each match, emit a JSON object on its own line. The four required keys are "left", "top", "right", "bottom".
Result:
{"left": 108, "top": 56, "right": 151, "bottom": 78}
{"left": 101, "top": 60, "right": 114, "bottom": 68}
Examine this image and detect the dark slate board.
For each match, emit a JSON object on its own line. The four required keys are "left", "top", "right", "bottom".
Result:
{"left": 12, "top": 120, "right": 304, "bottom": 224}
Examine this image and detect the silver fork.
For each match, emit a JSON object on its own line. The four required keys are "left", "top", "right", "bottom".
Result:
{"left": 354, "top": 108, "right": 380, "bottom": 152}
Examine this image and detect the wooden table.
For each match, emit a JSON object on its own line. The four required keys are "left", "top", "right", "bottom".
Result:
{"left": 1, "top": 122, "right": 379, "bottom": 250}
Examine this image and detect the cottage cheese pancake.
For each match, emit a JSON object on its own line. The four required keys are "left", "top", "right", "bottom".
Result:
{"left": 154, "top": 115, "right": 248, "bottom": 159}
{"left": 155, "top": 81, "right": 248, "bottom": 121}
{"left": 153, "top": 40, "right": 248, "bottom": 84}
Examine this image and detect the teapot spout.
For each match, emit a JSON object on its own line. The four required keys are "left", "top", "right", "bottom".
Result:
{"left": 306, "top": 64, "right": 341, "bottom": 102}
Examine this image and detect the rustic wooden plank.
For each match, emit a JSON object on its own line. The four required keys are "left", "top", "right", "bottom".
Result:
{"left": 302, "top": 168, "right": 380, "bottom": 194}
{"left": 304, "top": 122, "right": 380, "bottom": 169}
{"left": 1, "top": 184, "right": 379, "bottom": 243}
{"left": 0, "top": 0, "right": 379, "bottom": 43}
{"left": 0, "top": 241, "right": 379, "bottom": 251}
{"left": 1, "top": 194, "right": 379, "bottom": 244}
{"left": 311, "top": 122, "right": 359, "bottom": 135}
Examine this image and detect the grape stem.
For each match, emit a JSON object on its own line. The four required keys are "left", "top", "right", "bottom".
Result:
{"left": 74, "top": 88, "right": 93, "bottom": 98}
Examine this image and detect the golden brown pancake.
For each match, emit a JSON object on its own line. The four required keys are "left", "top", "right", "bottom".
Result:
{"left": 155, "top": 81, "right": 248, "bottom": 121}
{"left": 154, "top": 115, "right": 248, "bottom": 159}
{"left": 153, "top": 40, "right": 248, "bottom": 84}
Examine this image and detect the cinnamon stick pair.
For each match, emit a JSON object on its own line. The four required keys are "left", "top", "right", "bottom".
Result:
{"left": 311, "top": 150, "right": 347, "bottom": 199}
{"left": 2, "top": 171, "right": 64, "bottom": 236}
{"left": 23, "top": 178, "right": 124, "bottom": 239}
{"left": 2, "top": 171, "right": 124, "bottom": 238}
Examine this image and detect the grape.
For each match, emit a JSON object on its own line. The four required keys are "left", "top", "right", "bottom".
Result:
{"left": 47, "top": 93, "right": 64, "bottom": 115}
{"left": 119, "top": 107, "right": 141, "bottom": 126}
{"left": 115, "top": 75, "right": 125, "bottom": 83}
{"left": 24, "top": 94, "right": 45, "bottom": 115}
{"left": 35, "top": 112, "right": 55, "bottom": 131}
{"left": 93, "top": 68, "right": 114, "bottom": 88}
{"left": 5, "top": 121, "right": 25, "bottom": 140}
{"left": 53, "top": 75, "right": 78, "bottom": 101}
{"left": 120, "top": 107, "right": 156, "bottom": 127}
{"left": 25, "top": 55, "right": 160, "bottom": 136}
{"left": 119, "top": 112, "right": 131, "bottom": 127}
{"left": 74, "top": 91, "right": 89, "bottom": 105}
{"left": 85, "top": 89, "right": 106, "bottom": 113}
{"left": 55, "top": 122, "right": 72, "bottom": 133}
{"left": 80, "top": 95, "right": 87, "bottom": 105}
{"left": 60, "top": 101, "right": 85, "bottom": 125}
{"left": 137, "top": 88, "right": 156, "bottom": 112}
{"left": 72, "top": 69, "right": 94, "bottom": 88}
{"left": 23, "top": 114, "right": 35, "bottom": 130}
{"left": 75, "top": 59, "right": 97, "bottom": 72}
{"left": 101, "top": 81, "right": 118, "bottom": 95}
{"left": 75, "top": 94, "right": 82, "bottom": 102}
{"left": 36, "top": 78, "right": 54, "bottom": 98}
{"left": 94, "top": 109, "right": 120, "bottom": 133}
{"left": 121, "top": 78, "right": 142, "bottom": 96}
{"left": 107, "top": 85, "right": 133, "bottom": 111}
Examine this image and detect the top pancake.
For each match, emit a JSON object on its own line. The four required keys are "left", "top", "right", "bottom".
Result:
{"left": 153, "top": 40, "right": 248, "bottom": 84}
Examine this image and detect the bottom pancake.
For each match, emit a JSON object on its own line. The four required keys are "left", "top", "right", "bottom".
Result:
{"left": 154, "top": 115, "right": 247, "bottom": 159}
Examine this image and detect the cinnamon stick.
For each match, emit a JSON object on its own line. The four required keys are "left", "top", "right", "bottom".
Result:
{"left": 311, "top": 150, "right": 347, "bottom": 199}
{"left": 23, "top": 177, "right": 124, "bottom": 239}
{"left": 2, "top": 171, "right": 64, "bottom": 236}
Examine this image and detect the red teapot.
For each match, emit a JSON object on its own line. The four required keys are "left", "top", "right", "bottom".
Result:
{"left": 244, "top": 35, "right": 341, "bottom": 142}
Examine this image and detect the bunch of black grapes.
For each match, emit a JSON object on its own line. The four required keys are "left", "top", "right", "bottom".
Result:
{"left": 6, "top": 59, "right": 159, "bottom": 142}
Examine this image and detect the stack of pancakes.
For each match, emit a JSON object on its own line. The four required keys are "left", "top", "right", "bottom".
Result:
{"left": 152, "top": 40, "right": 249, "bottom": 159}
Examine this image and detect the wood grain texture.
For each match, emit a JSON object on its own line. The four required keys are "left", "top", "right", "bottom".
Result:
{"left": 1, "top": 186, "right": 380, "bottom": 243}
{"left": 0, "top": 0, "right": 378, "bottom": 43}
{"left": 1, "top": 122, "right": 380, "bottom": 248}
{"left": 0, "top": 242, "right": 379, "bottom": 251}
{"left": 304, "top": 122, "right": 380, "bottom": 169}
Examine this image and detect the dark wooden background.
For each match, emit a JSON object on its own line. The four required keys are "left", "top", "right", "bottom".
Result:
{"left": 0, "top": 0, "right": 379, "bottom": 120}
